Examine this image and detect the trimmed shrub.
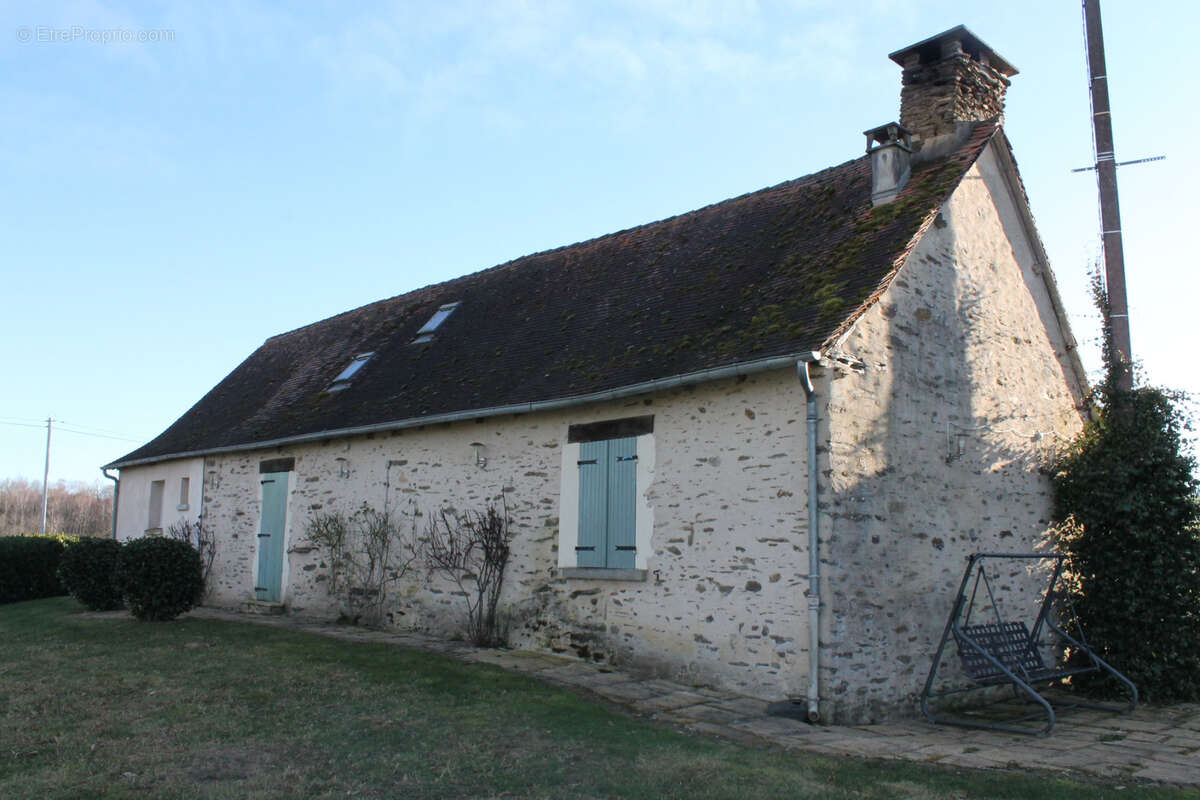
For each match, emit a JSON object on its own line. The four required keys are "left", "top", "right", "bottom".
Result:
{"left": 0, "top": 535, "right": 70, "bottom": 604}
{"left": 115, "top": 537, "right": 204, "bottom": 621}
{"left": 57, "top": 537, "right": 124, "bottom": 611}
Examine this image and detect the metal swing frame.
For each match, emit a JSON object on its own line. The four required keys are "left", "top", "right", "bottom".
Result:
{"left": 920, "top": 552, "right": 1137, "bottom": 736}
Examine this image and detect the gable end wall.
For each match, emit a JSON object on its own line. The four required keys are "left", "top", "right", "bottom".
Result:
{"left": 819, "top": 141, "right": 1084, "bottom": 722}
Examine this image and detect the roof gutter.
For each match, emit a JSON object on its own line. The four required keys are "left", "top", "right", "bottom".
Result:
{"left": 106, "top": 351, "right": 825, "bottom": 469}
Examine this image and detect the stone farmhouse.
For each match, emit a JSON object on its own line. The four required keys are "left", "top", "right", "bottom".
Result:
{"left": 106, "top": 27, "right": 1086, "bottom": 723}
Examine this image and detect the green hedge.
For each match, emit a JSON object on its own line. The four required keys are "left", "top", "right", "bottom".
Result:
{"left": 57, "top": 537, "right": 124, "bottom": 611}
{"left": 1052, "top": 385, "right": 1200, "bottom": 702}
{"left": 0, "top": 535, "right": 75, "bottom": 604}
{"left": 115, "top": 537, "right": 203, "bottom": 621}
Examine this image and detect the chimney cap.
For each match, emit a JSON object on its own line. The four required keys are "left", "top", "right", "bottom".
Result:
{"left": 863, "top": 122, "right": 913, "bottom": 153}
{"left": 888, "top": 25, "right": 1017, "bottom": 77}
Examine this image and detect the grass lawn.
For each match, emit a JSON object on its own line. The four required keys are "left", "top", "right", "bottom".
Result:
{"left": 0, "top": 598, "right": 1189, "bottom": 799}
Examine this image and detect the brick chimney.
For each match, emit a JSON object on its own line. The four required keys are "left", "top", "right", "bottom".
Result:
{"left": 888, "top": 26, "right": 1017, "bottom": 142}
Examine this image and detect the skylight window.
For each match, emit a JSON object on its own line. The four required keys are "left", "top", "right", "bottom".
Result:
{"left": 328, "top": 352, "right": 374, "bottom": 392}
{"left": 412, "top": 302, "right": 461, "bottom": 344}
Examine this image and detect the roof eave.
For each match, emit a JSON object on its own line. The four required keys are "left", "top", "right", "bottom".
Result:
{"left": 104, "top": 350, "right": 824, "bottom": 470}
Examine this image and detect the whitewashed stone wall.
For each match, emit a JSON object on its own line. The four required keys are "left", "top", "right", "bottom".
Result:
{"left": 818, "top": 141, "right": 1085, "bottom": 722}
{"left": 114, "top": 458, "right": 204, "bottom": 542}
{"left": 200, "top": 369, "right": 817, "bottom": 700}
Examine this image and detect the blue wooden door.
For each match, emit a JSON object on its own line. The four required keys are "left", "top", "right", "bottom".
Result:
{"left": 256, "top": 472, "right": 288, "bottom": 602}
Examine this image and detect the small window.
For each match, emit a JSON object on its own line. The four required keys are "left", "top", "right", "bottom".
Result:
{"left": 148, "top": 480, "right": 165, "bottom": 532}
{"left": 177, "top": 476, "right": 190, "bottom": 511}
{"left": 559, "top": 415, "right": 654, "bottom": 579}
{"left": 412, "top": 302, "right": 461, "bottom": 344}
{"left": 328, "top": 352, "right": 374, "bottom": 392}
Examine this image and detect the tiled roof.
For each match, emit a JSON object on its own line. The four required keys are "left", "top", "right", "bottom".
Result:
{"left": 109, "top": 122, "right": 998, "bottom": 467}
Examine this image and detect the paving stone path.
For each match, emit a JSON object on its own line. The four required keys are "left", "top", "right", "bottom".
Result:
{"left": 188, "top": 607, "right": 1200, "bottom": 787}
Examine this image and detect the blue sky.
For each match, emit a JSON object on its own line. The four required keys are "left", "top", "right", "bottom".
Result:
{"left": 1, "top": 0, "right": 1195, "bottom": 485}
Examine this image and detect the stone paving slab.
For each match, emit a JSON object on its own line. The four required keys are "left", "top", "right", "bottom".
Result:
{"left": 1134, "top": 763, "right": 1200, "bottom": 784}
{"left": 574, "top": 669, "right": 641, "bottom": 686}
{"left": 532, "top": 660, "right": 614, "bottom": 682}
{"left": 728, "top": 715, "right": 811, "bottom": 739}
{"left": 677, "top": 702, "right": 752, "bottom": 726}
{"left": 641, "top": 678, "right": 697, "bottom": 695}
{"left": 182, "top": 606, "right": 1200, "bottom": 788}
{"left": 632, "top": 690, "right": 711, "bottom": 713}
{"left": 707, "top": 695, "right": 772, "bottom": 718}
{"left": 684, "top": 720, "right": 766, "bottom": 746}
{"left": 1112, "top": 717, "right": 1191, "bottom": 733}
{"left": 587, "top": 681, "right": 661, "bottom": 704}
{"left": 466, "top": 649, "right": 567, "bottom": 672}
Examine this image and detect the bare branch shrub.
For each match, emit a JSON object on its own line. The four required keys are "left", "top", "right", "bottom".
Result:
{"left": 305, "top": 504, "right": 417, "bottom": 626}
{"left": 167, "top": 516, "right": 216, "bottom": 594}
{"left": 423, "top": 497, "right": 512, "bottom": 647}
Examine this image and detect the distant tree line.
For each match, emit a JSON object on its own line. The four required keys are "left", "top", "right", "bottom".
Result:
{"left": 0, "top": 478, "right": 113, "bottom": 538}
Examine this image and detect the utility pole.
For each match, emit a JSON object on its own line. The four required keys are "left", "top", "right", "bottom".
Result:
{"left": 40, "top": 417, "right": 52, "bottom": 536}
{"left": 1083, "top": 0, "right": 1133, "bottom": 392}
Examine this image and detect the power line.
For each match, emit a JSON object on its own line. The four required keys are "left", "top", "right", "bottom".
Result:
{"left": 55, "top": 420, "right": 151, "bottom": 439}
{"left": 0, "top": 419, "right": 147, "bottom": 442}
{"left": 0, "top": 416, "right": 47, "bottom": 426}
{"left": 55, "top": 426, "right": 144, "bottom": 443}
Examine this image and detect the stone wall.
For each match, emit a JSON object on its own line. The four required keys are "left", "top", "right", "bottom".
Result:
{"left": 898, "top": 53, "right": 1011, "bottom": 140}
{"left": 818, "top": 140, "right": 1084, "bottom": 722}
{"left": 199, "top": 368, "right": 818, "bottom": 700}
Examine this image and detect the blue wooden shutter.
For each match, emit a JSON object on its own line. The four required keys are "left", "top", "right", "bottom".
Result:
{"left": 606, "top": 436, "right": 638, "bottom": 569}
{"left": 576, "top": 441, "right": 607, "bottom": 568}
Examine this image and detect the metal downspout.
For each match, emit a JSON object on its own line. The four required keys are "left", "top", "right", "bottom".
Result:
{"left": 798, "top": 359, "right": 822, "bottom": 723}
{"left": 101, "top": 468, "right": 119, "bottom": 540}
{"left": 199, "top": 456, "right": 207, "bottom": 534}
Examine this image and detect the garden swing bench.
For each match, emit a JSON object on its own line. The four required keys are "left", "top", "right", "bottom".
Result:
{"left": 920, "top": 552, "right": 1137, "bottom": 736}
